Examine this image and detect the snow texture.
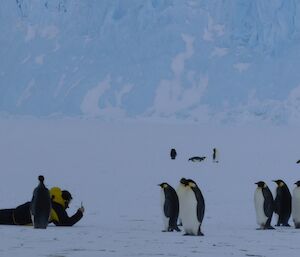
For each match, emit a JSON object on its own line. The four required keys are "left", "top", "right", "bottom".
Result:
{"left": 1, "top": 118, "right": 300, "bottom": 256}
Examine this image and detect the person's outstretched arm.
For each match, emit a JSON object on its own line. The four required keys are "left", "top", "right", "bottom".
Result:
{"left": 51, "top": 202, "right": 84, "bottom": 226}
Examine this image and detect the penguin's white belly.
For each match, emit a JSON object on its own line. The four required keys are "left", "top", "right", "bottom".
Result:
{"left": 180, "top": 190, "right": 200, "bottom": 235}
{"left": 254, "top": 189, "right": 268, "bottom": 227}
{"left": 176, "top": 185, "right": 185, "bottom": 224}
{"left": 160, "top": 190, "right": 169, "bottom": 231}
{"left": 214, "top": 151, "right": 219, "bottom": 162}
{"left": 292, "top": 188, "right": 300, "bottom": 224}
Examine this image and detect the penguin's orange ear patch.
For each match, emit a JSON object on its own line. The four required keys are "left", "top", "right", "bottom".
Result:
{"left": 163, "top": 184, "right": 168, "bottom": 189}
{"left": 279, "top": 182, "right": 284, "bottom": 187}
{"left": 189, "top": 182, "right": 196, "bottom": 188}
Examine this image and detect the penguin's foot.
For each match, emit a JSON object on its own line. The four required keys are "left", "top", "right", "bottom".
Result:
{"left": 167, "top": 228, "right": 174, "bottom": 232}
{"left": 183, "top": 233, "right": 193, "bottom": 236}
{"left": 197, "top": 227, "right": 204, "bottom": 236}
{"left": 295, "top": 224, "right": 300, "bottom": 229}
{"left": 174, "top": 227, "right": 181, "bottom": 232}
{"left": 264, "top": 225, "right": 275, "bottom": 230}
{"left": 183, "top": 232, "right": 203, "bottom": 236}
{"left": 282, "top": 223, "right": 291, "bottom": 227}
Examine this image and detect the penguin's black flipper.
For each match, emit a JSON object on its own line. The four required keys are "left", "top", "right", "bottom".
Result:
{"left": 274, "top": 188, "right": 283, "bottom": 212}
{"left": 262, "top": 187, "right": 274, "bottom": 219}
{"left": 164, "top": 199, "right": 172, "bottom": 218}
{"left": 195, "top": 189, "right": 205, "bottom": 224}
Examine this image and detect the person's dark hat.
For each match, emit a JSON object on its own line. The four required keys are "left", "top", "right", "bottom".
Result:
{"left": 61, "top": 190, "right": 72, "bottom": 201}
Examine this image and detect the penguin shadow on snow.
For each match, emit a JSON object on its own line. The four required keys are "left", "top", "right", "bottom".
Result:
{"left": 159, "top": 178, "right": 205, "bottom": 236}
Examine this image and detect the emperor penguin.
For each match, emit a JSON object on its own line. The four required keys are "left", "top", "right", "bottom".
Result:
{"left": 158, "top": 183, "right": 181, "bottom": 232}
{"left": 254, "top": 181, "right": 275, "bottom": 230}
{"left": 273, "top": 179, "right": 291, "bottom": 226}
{"left": 188, "top": 156, "right": 206, "bottom": 162}
{"left": 170, "top": 148, "right": 177, "bottom": 160}
{"left": 212, "top": 148, "right": 219, "bottom": 163}
{"left": 178, "top": 178, "right": 205, "bottom": 236}
{"left": 30, "top": 175, "right": 51, "bottom": 229}
{"left": 292, "top": 181, "right": 300, "bottom": 228}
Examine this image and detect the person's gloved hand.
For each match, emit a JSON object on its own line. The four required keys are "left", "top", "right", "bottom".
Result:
{"left": 78, "top": 206, "right": 85, "bottom": 214}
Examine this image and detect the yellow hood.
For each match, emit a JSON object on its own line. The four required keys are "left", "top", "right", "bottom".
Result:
{"left": 50, "top": 187, "right": 66, "bottom": 208}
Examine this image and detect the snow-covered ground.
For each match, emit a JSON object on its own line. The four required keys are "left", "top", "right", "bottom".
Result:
{"left": 1, "top": 118, "right": 300, "bottom": 257}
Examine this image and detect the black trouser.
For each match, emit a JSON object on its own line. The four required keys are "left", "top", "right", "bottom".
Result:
{"left": 0, "top": 209, "right": 15, "bottom": 225}
{"left": 0, "top": 202, "right": 32, "bottom": 225}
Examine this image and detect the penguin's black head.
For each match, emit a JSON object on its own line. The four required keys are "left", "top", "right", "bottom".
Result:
{"left": 187, "top": 179, "right": 198, "bottom": 188}
{"left": 295, "top": 181, "right": 300, "bottom": 187}
{"left": 255, "top": 181, "right": 266, "bottom": 188}
{"left": 38, "top": 175, "right": 45, "bottom": 183}
{"left": 158, "top": 183, "right": 169, "bottom": 189}
{"left": 273, "top": 179, "right": 286, "bottom": 187}
{"left": 179, "top": 178, "right": 188, "bottom": 186}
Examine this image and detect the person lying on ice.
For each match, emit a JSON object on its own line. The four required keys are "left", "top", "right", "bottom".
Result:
{"left": 0, "top": 187, "right": 84, "bottom": 226}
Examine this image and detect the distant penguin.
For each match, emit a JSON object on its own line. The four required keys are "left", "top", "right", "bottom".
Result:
{"left": 273, "top": 179, "right": 291, "bottom": 226}
{"left": 297, "top": 160, "right": 300, "bottom": 164}
{"left": 188, "top": 156, "right": 206, "bottom": 162}
{"left": 159, "top": 183, "right": 181, "bottom": 232}
{"left": 292, "top": 181, "right": 300, "bottom": 228}
{"left": 170, "top": 148, "right": 177, "bottom": 160}
{"left": 212, "top": 148, "right": 219, "bottom": 163}
{"left": 177, "top": 178, "right": 205, "bottom": 236}
{"left": 30, "top": 175, "right": 51, "bottom": 229}
{"left": 254, "top": 181, "right": 275, "bottom": 230}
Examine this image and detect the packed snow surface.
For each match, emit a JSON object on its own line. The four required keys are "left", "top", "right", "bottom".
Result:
{"left": 1, "top": 118, "right": 300, "bottom": 256}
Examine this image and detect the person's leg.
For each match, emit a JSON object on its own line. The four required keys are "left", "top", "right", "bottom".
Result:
{"left": 0, "top": 209, "right": 15, "bottom": 225}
